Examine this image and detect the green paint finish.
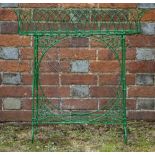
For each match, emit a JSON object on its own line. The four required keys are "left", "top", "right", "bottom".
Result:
{"left": 15, "top": 8, "right": 143, "bottom": 144}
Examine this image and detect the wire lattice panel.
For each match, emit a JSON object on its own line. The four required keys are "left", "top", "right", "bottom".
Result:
{"left": 16, "top": 8, "right": 144, "bottom": 144}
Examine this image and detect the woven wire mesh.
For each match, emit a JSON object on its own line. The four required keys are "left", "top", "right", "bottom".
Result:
{"left": 31, "top": 35, "right": 124, "bottom": 125}
{"left": 16, "top": 8, "right": 143, "bottom": 35}
{"left": 15, "top": 8, "right": 144, "bottom": 143}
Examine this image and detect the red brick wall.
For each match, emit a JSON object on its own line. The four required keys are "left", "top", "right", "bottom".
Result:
{"left": 0, "top": 3, "right": 155, "bottom": 122}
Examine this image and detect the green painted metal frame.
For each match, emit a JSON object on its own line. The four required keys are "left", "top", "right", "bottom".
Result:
{"left": 16, "top": 8, "right": 144, "bottom": 144}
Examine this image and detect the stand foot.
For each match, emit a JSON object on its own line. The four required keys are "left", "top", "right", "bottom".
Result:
{"left": 123, "top": 123, "right": 127, "bottom": 144}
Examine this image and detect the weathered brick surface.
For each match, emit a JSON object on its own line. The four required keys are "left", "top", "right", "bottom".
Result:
{"left": 3, "top": 98, "right": 21, "bottom": 110}
{"left": 0, "top": 60, "right": 30, "bottom": 72}
{"left": 20, "top": 48, "right": 33, "bottom": 60}
{"left": 71, "top": 85, "right": 89, "bottom": 98}
{"left": 19, "top": 3, "right": 59, "bottom": 8}
{"left": 22, "top": 74, "right": 59, "bottom": 85}
{"left": 62, "top": 74, "right": 97, "bottom": 85}
{"left": 0, "top": 111, "right": 31, "bottom": 122}
{"left": 126, "top": 35, "right": 155, "bottom": 47}
{"left": 0, "top": 74, "right": 2, "bottom": 84}
{"left": 98, "top": 3, "right": 136, "bottom": 8}
{"left": 90, "top": 61, "right": 120, "bottom": 73}
{"left": 99, "top": 99, "right": 136, "bottom": 110}
{"left": 128, "top": 86, "right": 155, "bottom": 97}
{"left": 99, "top": 74, "right": 135, "bottom": 85}
{"left": 98, "top": 48, "right": 136, "bottom": 60}
{"left": 137, "top": 98, "right": 155, "bottom": 110}
{"left": 0, "top": 86, "right": 31, "bottom": 97}
{"left": 60, "top": 48, "right": 96, "bottom": 60}
{"left": 40, "top": 61, "right": 70, "bottom": 73}
{"left": 136, "top": 74, "right": 154, "bottom": 85}
{"left": 59, "top": 3, "right": 98, "bottom": 8}
{"left": 128, "top": 111, "right": 155, "bottom": 121}
{"left": 61, "top": 99, "right": 98, "bottom": 110}
{"left": 138, "top": 3, "right": 155, "bottom": 8}
{"left": 0, "top": 3, "right": 18, "bottom": 8}
{"left": 0, "top": 9, "right": 17, "bottom": 21}
{"left": 0, "top": 47, "right": 19, "bottom": 59}
{"left": 0, "top": 99, "right": 2, "bottom": 110}
{"left": 2, "top": 73, "right": 21, "bottom": 85}
{"left": 43, "top": 87, "right": 70, "bottom": 97}
{"left": 0, "top": 3, "right": 155, "bottom": 122}
{"left": 141, "top": 23, "right": 155, "bottom": 35}
{"left": 0, "top": 35, "right": 31, "bottom": 47}
{"left": 90, "top": 86, "right": 118, "bottom": 97}
{"left": 127, "top": 61, "right": 155, "bottom": 73}
{"left": 71, "top": 60, "right": 89, "bottom": 73}
{"left": 136, "top": 48, "right": 155, "bottom": 60}
{"left": 0, "top": 22, "right": 18, "bottom": 34}
{"left": 141, "top": 10, "right": 155, "bottom": 21}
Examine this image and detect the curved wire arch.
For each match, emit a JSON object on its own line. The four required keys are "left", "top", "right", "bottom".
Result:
{"left": 36, "top": 34, "right": 123, "bottom": 122}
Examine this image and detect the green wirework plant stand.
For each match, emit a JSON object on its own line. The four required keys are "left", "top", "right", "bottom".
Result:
{"left": 16, "top": 8, "right": 144, "bottom": 144}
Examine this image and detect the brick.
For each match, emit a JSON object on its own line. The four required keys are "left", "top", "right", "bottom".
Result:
{"left": 61, "top": 99, "right": 98, "bottom": 110}
{"left": 128, "top": 86, "right": 155, "bottom": 97}
{"left": 99, "top": 99, "right": 136, "bottom": 110}
{"left": 0, "top": 99, "right": 2, "bottom": 110}
{"left": 138, "top": 3, "right": 155, "bottom": 8}
{"left": 98, "top": 3, "right": 136, "bottom": 8}
{"left": 141, "top": 10, "right": 155, "bottom": 21}
{"left": 20, "top": 48, "right": 33, "bottom": 60}
{"left": 43, "top": 87, "right": 70, "bottom": 97}
{"left": 3, "top": 98, "right": 21, "bottom": 110}
{"left": 128, "top": 111, "right": 155, "bottom": 121}
{"left": 99, "top": 74, "right": 120, "bottom": 85}
{"left": 0, "top": 111, "right": 31, "bottom": 122}
{"left": 51, "top": 38, "right": 89, "bottom": 48}
{"left": 42, "top": 48, "right": 59, "bottom": 60}
{"left": 22, "top": 74, "right": 59, "bottom": 85}
{"left": 71, "top": 85, "right": 89, "bottom": 98}
{"left": 21, "top": 99, "right": 32, "bottom": 110}
{"left": 136, "top": 74, "right": 154, "bottom": 85}
{"left": 59, "top": 3, "right": 98, "bottom": 8}
{"left": 20, "top": 48, "right": 58, "bottom": 60}
{"left": 19, "top": 3, "right": 59, "bottom": 8}
{"left": 99, "top": 74, "right": 135, "bottom": 85}
{"left": 0, "top": 9, "right": 17, "bottom": 21}
{"left": 60, "top": 48, "right": 96, "bottom": 60}
{"left": 127, "top": 61, "right": 155, "bottom": 73}
{"left": 70, "top": 38, "right": 89, "bottom": 47}
{"left": 98, "top": 48, "right": 115, "bottom": 60}
{"left": 90, "top": 61, "right": 120, "bottom": 73}
{"left": 0, "top": 74, "right": 1, "bottom": 84}
{"left": 141, "top": 23, "right": 155, "bottom": 35}
{"left": 98, "top": 48, "right": 136, "bottom": 60}
{"left": 21, "top": 98, "right": 60, "bottom": 110}
{"left": 127, "top": 99, "right": 136, "bottom": 110}
{"left": 0, "top": 86, "right": 31, "bottom": 97}
{"left": 137, "top": 98, "right": 155, "bottom": 110}
{"left": 90, "top": 86, "right": 118, "bottom": 97}
{"left": 2, "top": 73, "right": 21, "bottom": 85}
{"left": 136, "top": 48, "right": 155, "bottom": 60}
{"left": 126, "top": 35, "right": 155, "bottom": 47}
{"left": 0, "top": 22, "right": 18, "bottom": 34}
{"left": 0, "top": 3, "right": 18, "bottom": 8}
{"left": 0, "top": 47, "right": 19, "bottom": 59}
{"left": 0, "top": 60, "right": 30, "bottom": 72}
{"left": 61, "top": 74, "right": 97, "bottom": 85}
{"left": 0, "top": 35, "right": 31, "bottom": 47}
{"left": 40, "top": 61, "right": 70, "bottom": 73}
{"left": 71, "top": 60, "right": 89, "bottom": 73}
{"left": 126, "top": 48, "right": 137, "bottom": 60}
